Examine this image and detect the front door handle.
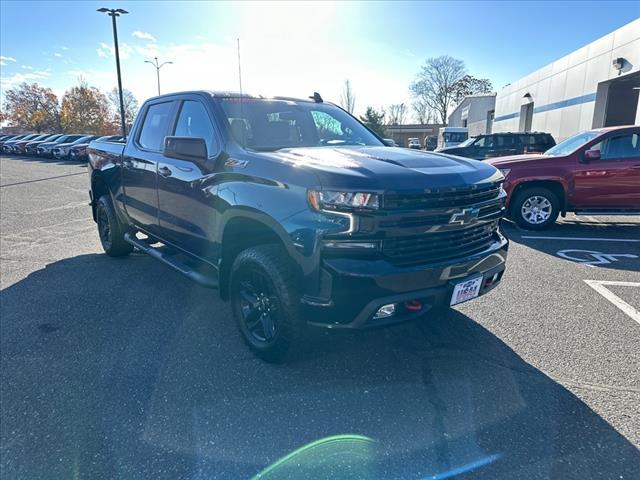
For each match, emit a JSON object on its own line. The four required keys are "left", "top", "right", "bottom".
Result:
{"left": 158, "top": 166, "right": 172, "bottom": 177}
{"left": 629, "top": 164, "right": 640, "bottom": 170}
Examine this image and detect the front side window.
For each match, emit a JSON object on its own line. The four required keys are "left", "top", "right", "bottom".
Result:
{"left": 138, "top": 101, "right": 174, "bottom": 151}
{"left": 173, "top": 101, "right": 216, "bottom": 156}
{"left": 219, "top": 98, "right": 382, "bottom": 151}
{"left": 590, "top": 133, "right": 639, "bottom": 160}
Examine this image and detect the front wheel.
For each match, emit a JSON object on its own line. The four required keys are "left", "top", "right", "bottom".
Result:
{"left": 511, "top": 187, "right": 560, "bottom": 230}
{"left": 229, "top": 245, "right": 304, "bottom": 362}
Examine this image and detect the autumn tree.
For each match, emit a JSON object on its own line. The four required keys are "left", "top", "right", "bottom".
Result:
{"left": 339, "top": 79, "right": 356, "bottom": 114}
{"left": 359, "top": 106, "right": 387, "bottom": 138}
{"left": 2, "top": 82, "right": 60, "bottom": 132}
{"left": 60, "top": 78, "right": 111, "bottom": 134}
{"left": 107, "top": 87, "right": 139, "bottom": 132}
{"left": 410, "top": 55, "right": 466, "bottom": 124}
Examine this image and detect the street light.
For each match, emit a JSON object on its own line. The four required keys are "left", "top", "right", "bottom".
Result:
{"left": 97, "top": 7, "right": 128, "bottom": 137}
{"left": 144, "top": 57, "right": 173, "bottom": 96}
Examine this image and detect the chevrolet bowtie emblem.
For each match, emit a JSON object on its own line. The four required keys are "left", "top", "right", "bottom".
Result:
{"left": 449, "top": 207, "right": 480, "bottom": 225}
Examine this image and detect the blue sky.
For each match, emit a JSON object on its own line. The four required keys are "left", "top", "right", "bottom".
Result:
{"left": 1, "top": 1, "right": 638, "bottom": 120}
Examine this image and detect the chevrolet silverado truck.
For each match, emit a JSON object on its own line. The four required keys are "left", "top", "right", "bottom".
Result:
{"left": 487, "top": 126, "right": 640, "bottom": 229}
{"left": 88, "top": 91, "right": 508, "bottom": 361}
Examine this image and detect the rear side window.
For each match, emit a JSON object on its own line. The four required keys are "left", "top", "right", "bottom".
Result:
{"left": 173, "top": 101, "right": 216, "bottom": 156}
{"left": 138, "top": 101, "right": 173, "bottom": 151}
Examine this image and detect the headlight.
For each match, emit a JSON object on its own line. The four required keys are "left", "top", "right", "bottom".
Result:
{"left": 308, "top": 190, "right": 380, "bottom": 211}
{"left": 499, "top": 168, "right": 511, "bottom": 178}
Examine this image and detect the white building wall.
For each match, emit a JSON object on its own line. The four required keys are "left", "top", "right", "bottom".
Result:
{"left": 493, "top": 19, "right": 640, "bottom": 141}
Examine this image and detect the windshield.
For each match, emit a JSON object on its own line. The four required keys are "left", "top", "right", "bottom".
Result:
{"left": 544, "top": 131, "right": 601, "bottom": 156}
{"left": 218, "top": 98, "right": 383, "bottom": 151}
{"left": 444, "top": 132, "right": 468, "bottom": 143}
{"left": 457, "top": 137, "right": 477, "bottom": 147}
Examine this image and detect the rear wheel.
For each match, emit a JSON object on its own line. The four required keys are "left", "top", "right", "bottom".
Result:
{"left": 96, "top": 195, "right": 133, "bottom": 257}
{"left": 511, "top": 187, "right": 560, "bottom": 230}
{"left": 230, "top": 245, "right": 304, "bottom": 362}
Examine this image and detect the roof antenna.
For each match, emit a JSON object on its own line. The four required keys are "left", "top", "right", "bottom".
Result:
{"left": 310, "top": 92, "right": 323, "bottom": 103}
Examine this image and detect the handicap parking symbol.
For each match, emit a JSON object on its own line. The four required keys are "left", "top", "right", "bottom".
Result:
{"left": 556, "top": 249, "right": 639, "bottom": 266}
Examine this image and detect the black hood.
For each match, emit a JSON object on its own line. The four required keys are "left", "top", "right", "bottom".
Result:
{"left": 258, "top": 146, "right": 502, "bottom": 192}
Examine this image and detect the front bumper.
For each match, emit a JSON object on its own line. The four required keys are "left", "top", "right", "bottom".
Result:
{"left": 302, "top": 233, "right": 508, "bottom": 328}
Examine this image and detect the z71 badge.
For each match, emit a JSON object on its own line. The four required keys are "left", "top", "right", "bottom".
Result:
{"left": 225, "top": 158, "right": 249, "bottom": 168}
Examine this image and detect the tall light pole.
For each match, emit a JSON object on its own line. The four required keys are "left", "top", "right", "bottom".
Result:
{"left": 97, "top": 7, "right": 128, "bottom": 137}
{"left": 144, "top": 57, "right": 173, "bottom": 96}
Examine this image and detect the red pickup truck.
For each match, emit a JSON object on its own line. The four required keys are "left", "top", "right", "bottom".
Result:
{"left": 487, "top": 125, "right": 640, "bottom": 229}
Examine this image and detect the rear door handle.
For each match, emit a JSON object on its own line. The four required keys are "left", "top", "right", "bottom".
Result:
{"left": 629, "top": 164, "right": 640, "bottom": 170}
{"left": 158, "top": 166, "right": 172, "bottom": 177}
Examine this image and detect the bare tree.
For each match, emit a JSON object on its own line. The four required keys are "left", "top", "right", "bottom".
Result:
{"left": 412, "top": 99, "right": 434, "bottom": 124}
{"left": 410, "top": 55, "right": 466, "bottom": 124}
{"left": 108, "top": 87, "right": 139, "bottom": 131}
{"left": 340, "top": 79, "right": 356, "bottom": 114}
{"left": 452, "top": 75, "right": 493, "bottom": 104}
{"left": 387, "top": 103, "right": 407, "bottom": 125}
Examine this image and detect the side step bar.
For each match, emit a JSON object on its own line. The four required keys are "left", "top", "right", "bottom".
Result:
{"left": 124, "top": 232, "right": 219, "bottom": 289}
{"left": 574, "top": 210, "right": 640, "bottom": 216}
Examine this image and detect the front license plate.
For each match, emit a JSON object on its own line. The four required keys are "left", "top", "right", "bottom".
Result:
{"left": 450, "top": 276, "right": 483, "bottom": 306}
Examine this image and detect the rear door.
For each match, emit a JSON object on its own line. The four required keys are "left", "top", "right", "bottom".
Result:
{"left": 157, "top": 97, "right": 221, "bottom": 255}
{"left": 122, "top": 99, "right": 176, "bottom": 233}
{"left": 573, "top": 130, "right": 640, "bottom": 207}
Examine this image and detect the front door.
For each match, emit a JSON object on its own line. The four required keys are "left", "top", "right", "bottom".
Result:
{"left": 122, "top": 100, "right": 176, "bottom": 233}
{"left": 573, "top": 130, "right": 640, "bottom": 207}
{"left": 157, "top": 98, "right": 221, "bottom": 257}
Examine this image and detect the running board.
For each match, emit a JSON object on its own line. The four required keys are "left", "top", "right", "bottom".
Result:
{"left": 124, "top": 232, "right": 219, "bottom": 289}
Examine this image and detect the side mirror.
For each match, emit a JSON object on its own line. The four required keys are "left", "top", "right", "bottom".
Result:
{"left": 382, "top": 138, "right": 396, "bottom": 147}
{"left": 164, "top": 136, "right": 207, "bottom": 162}
{"left": 583, "top": 148, "right": 601, "bottom": 162}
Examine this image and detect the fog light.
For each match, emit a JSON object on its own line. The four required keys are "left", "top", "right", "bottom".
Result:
{"left": 373, "top": 303, "right": 395, "bottom": 319}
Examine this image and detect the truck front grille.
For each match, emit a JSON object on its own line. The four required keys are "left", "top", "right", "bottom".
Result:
{"left": 382, "top": 221, "right": 499, "bottom": 266}
{"left": 383, "top": 183, "right": 501, "bottom": 210}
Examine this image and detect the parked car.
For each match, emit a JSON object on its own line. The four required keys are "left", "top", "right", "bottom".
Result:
{"left": 24, "top": 134, "right": 64, "bottom": 155}
{"left": 70, "top": 136, "right": 126, "bottom": 161}
{"left": 487, "top": 126, "right": 640, "bottom": 230}
{"left": 439, "top": 132, "right": 556, "bottom": 160}
{"left": 381, "top": 138, "right": 397, "bottom": 147}
{"left": 11, "top": 133, "right": 52, "bottom": 155}
{"left": 2, "top": 133, "right": 42, "bottom": 153}
{"left": 0, "top": 134, "right": 21, "bottom": 148}
{"left": 37, "top": 134, "right": 82, "bottom": 157}
{"left": 424, "top": 136, "right": 437, "bottom": 151}
{"left": 437, "top": 127, "right": 468, "bottom": 150}
{"left": 88, "top": 90, "right": 508, "bottom": 361}
{"left": 52, "top": 135, "right": 99, "bottom": 159}
{"left": 407, "top": 138, "right": 421, "bottom": 149}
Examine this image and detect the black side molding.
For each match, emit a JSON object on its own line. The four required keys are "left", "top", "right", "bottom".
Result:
{"left": 124, "top": 233, "right": 219, "bottom": 289}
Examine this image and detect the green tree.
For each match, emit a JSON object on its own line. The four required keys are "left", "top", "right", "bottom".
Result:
{"left": 359, "top": 106, "right": 387, "bottom": 137}
{"left": 60, "top": 78, "right": 111, "bottom": 134}
{"left": 2, "top": 82, "right": 60, "bottom": 132}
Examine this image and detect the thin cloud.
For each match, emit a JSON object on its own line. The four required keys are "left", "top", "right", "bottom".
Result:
{"left": 0, "top": 55, "right": 17, "bottom": 66}
{"left": 133, "top": 31, "right": 156, "bottom": 42}
{"left": 53, "top": 52, "right": 63, "bottom": 58}
{"left": 21, "top": 65, "right": 34, "bottom": 70}
{"left": 0, "top": 70, "right": 50, "bottom": 88}
{"left": 97, "top": 42, "right": 133, "bottom": 59}
{"left": 60, "top": 46, "right": 69, "bottom": 51}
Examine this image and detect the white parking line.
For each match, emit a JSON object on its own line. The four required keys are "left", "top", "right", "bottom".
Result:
{"left": 522, "top": 236, "right": 640, "bottom": 242}
{"left": 584, "top": 280, "right": 640, "bottom": 324}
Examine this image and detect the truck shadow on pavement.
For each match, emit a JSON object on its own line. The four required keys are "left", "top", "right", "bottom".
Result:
{"left": 502, "top": 219, "right": 640, "bottom": 272}
{"left": 1, "top": 253, "right": 639, "bottom": 479}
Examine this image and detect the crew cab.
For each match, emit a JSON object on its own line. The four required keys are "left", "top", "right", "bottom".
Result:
{"left": 88, "top": 91, "right": 508, "bottom": 361}
{"left": 487, "top": 126, "right": 640, "bottom": 229}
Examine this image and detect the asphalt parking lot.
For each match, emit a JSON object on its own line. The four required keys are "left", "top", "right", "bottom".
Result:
{"left": 1, "top": 153, "right": 639, "bottom": 479}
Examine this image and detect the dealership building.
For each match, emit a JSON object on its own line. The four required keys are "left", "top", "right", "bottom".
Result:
{"left": 492, "top": 18, "right": 639, "bottom": 141}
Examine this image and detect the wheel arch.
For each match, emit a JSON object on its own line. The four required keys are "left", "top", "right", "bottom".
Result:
{"left": 510, "top": 179, "right": 567, "bottom": 214}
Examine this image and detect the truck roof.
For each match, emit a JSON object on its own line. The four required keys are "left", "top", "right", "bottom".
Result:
{"left": 147, "top": 90, "right": 324, "bottom": 105}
